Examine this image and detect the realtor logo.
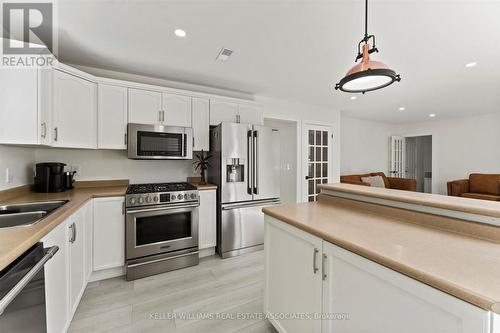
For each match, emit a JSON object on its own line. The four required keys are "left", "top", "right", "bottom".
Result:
{"left": 2, "top": 2, "right": 53, "bottom": 54}
{"left": 1, "top": 2, "right": 55, "bottom": 67}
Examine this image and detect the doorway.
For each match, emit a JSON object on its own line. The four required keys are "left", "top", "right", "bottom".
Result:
{"left": 302, "top": 123, "right": 334, "bottom": 202}
{"left": 405, "top": 135, "right": 432, "bottom": 193}
{"left": 263, "top": 118, "right": 298, "bottom": 204}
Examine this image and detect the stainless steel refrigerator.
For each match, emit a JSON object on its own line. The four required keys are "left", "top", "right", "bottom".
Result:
{"left": 209, "top": 122, "right": 281, "bottom": 258}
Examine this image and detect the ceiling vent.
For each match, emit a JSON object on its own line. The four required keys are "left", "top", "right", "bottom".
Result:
{"left": 216, "top": 48, "right": 233, "bottom": 62}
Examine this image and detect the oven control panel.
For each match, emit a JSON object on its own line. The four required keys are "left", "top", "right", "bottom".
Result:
{"left": 126, "top": 190, "right": 199, "bottom": 208}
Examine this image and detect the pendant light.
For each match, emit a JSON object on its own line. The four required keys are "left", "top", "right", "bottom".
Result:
{"left": 335, "top": 0, "right": 401, "bottom": 94}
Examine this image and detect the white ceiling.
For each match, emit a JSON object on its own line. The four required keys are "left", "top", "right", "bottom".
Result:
{"left": 57, "top": 0, "right": 500, "bottom": 123}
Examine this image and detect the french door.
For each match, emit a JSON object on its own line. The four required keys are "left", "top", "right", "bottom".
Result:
{"left": 389, "top": 136, "right": 406, "bottom": 178}
{"left": 302, "top": 124, "right": 333, "bottom": 202}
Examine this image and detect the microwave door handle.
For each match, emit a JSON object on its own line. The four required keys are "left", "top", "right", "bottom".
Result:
{"left": 247, "top": 130, "right": 253, "bottom": 195}
{"left": 253, "top": 130, "right": 259, "bottom": 195}
{"left": 181, "top": 133, "right": 185, "bottom": 157}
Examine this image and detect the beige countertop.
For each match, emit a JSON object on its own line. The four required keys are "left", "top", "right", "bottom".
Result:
{"left": 263, "top": 193, "right": 500, "bottom": 314}
{"left": 190, "top": 182, "right": 218, "bottom": 191}
{"left": 0, "top": 180, "right": 128, "bottom": 271}
{"left": 319, "top": 183, "right": 500, "bottom": 218}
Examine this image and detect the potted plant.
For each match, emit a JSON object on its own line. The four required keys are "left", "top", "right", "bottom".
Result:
{"left": 193, "top": 150, "right": 212, "bottom": 185}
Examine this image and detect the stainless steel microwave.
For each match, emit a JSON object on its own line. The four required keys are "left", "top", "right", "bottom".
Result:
{"left": 127, "top": 123, "right": 193, "bottom": 160}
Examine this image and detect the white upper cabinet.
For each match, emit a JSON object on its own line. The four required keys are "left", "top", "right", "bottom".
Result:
{"left": 0, "top": 67, "right": 51, "bottom": 145}
{"left": 209, "top": 99, "right": 262, "bottom": 126}
{"left": 52, "top": 69, "right": 97, "bottom": 148}
{"left": 238, "top": 104, "right": 263, "bottom": 125}
{"left": 98, "top": 84, "right": 128, "bottom": 149}
{"left": 128, "top": 88, "right": 162, "bottom": 124}
{"left": 192, "top": 97, "right": 210, "bottom": 151}
{"left": 209, "top": 99, "right": 238, "bottom": 125}
{"left": 163, "top": 93, "right": 191, "bottom": 127}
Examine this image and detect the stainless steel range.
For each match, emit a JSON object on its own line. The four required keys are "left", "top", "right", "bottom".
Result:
{"left": 125, "top": 182, "right": 199, "bottom": 280}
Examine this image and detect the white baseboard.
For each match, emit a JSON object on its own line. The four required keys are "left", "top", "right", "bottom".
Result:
{"left": 89, "top": 266, "right": 125, "bottom": 282}
{"left": 199, "top": 247, "right": 215, "bottom": 258}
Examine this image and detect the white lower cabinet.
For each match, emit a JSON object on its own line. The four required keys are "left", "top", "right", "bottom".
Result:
{"left": 93, "top": 197, "right": 125, "bottom": 270}
{"left": 198, "top": 189, "right": 216, "bottom": 249}
{"left": 68, "top": 209, "right": 86, "bottom": 317}
{"left": 264, "top": 216, "right": 323, "bottom": 333}
{"left": 264, "top": 215, "right": 492, "bottom": 333}
{"left": 42, "top": 221, "right": 69, "bottom": 333}
{"left": 42, "top": 196, "right": 124, "bottom": 332}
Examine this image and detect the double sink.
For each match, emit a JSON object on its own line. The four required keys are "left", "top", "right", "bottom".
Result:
{"left": 0, "top": 200, "right": 68, "bottom": 229}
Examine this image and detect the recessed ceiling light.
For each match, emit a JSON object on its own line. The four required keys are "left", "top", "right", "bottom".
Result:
{"left": 174, "top": 29, "right": 186, "bottom": 37}
{"left": 350, "top": 96, "right": 357, "bottom": 100}
{"left": 465, "top": 62, "right": 477, "bottom": 68}
{"left": 429, "top": 113, "right": 436, "bottom": 118}
{"left": 398, "top": 107, "right": 405, "bottom": 111}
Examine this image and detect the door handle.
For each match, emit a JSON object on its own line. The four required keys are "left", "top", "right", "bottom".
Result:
{"left": 313, "top": 248, "right": 319, "bottom": 274}
{"left": 253, "top": 130, "right": 258, "bottom": 195}
{"left": 69, "top": 223, "right": 76, "bottom": 243}
{"left": 54, "top": 127, "right": 58, "bottom": 142}
{"left": 0, "top": 246, "right": 58, "bottom": 316}
{"left": 247, "top": 130, "right": 253, "bottom": 195}
{"left": 305, "top": 176, "right": 312, "bottom": 180}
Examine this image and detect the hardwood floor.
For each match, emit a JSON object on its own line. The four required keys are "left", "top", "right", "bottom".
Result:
{"left": 69, "top": 250, "right": 277, "bottom": 333}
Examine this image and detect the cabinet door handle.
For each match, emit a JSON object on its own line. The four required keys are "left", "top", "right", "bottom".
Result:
{"left": 313, "top": 248, "right": 319, "bottom": 274}
{"left": 158, "top": 110, "right": 162, "bottom": 122}
{"left": 41, "top": 123, "right": 47, "bottom": 139}
{"left": 124, "top": 133, "right": 127, "bottom": 145}
{"left": 54, "top": 127, "right": 58, "bottom": 142}
{"left": 69, "top": 223, "right": 76, "bottom": 243}
{"left": 322, "top": 254, "right": 327, "bottom": 280}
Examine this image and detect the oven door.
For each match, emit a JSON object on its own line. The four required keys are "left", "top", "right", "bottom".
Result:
{"left": 126, "top": 203, "right": 199, "bottom": 259}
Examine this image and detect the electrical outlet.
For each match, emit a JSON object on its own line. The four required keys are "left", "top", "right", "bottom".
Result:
{"left": 73, "top": 165, "right": 81, "bottom": 175}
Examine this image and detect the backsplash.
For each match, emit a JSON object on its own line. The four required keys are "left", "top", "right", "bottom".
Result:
{"left": 0, "top": 145, "right": 36, "bottom": 190}
{"left": 34, "top": 148, "right": 198, "bottom": 184}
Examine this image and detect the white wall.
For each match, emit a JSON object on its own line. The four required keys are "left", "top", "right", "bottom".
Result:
{"left": 340, "top": 116, "right": 396, "bottom": 175}
{"left": 0, "top": 145, "right": 36, "bottom": 190}
{"left": 340, "top": 112, "right": 500, "bottom": 195}
{"left": 399, "top": 113, "right": 500, "bottom": 194}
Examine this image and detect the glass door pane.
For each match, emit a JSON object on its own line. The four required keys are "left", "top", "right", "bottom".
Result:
{"left": 304, "top": 127, "right": 330, "bottom": 202}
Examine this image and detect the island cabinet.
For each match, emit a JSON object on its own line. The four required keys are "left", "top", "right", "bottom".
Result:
{"left": 264, "top": 215, "right": 491, "bottom": 333}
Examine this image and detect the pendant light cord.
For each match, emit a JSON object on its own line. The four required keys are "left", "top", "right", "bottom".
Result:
{"left": 364, "top": 0, "right": 368, "bottom": 40}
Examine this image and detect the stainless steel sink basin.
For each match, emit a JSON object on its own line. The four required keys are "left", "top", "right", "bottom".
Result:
{"left": 0, "top": 200, "right": 68, "bottom": 215}
{"left": 0, "top": 200, "right": 68, "bottom": 229}
{"left": 0, "top": 211, "right": 48, "bottom": 228}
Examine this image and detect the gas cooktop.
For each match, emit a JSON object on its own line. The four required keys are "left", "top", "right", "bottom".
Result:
{"left": 126, "top": 182, "right": 199, "bottom": 208}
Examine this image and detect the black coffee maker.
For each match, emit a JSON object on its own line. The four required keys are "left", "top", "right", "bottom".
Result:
{"left": 34, "top": 162, "right": 66, "bottom": 193}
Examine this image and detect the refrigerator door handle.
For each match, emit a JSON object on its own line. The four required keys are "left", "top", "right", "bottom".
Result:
{"left": 253, "top": 130, "right": 259, "bottom": 195}
{"left": 247, "top": 130, "right": 253, "bottom": 195}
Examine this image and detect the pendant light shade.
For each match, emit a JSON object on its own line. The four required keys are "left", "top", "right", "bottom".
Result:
{"left": 335, "top": 0, "right": 401, "bottom": 94}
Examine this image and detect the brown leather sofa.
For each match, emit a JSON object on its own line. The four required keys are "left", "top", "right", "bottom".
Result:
{"left": 447, "top": 174, "right": 500, "bottom": 201}
{"left": 340, "top": 172, "right": 417, "bottom": 192}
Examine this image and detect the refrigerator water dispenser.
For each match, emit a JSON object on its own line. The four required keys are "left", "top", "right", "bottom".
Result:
{"left": 226, "top": 158, "right": 245, "bottom": 182}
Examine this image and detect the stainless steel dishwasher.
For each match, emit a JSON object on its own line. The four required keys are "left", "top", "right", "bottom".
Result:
{"left": 0, "top": 243, "right": 58, "bottom": 333}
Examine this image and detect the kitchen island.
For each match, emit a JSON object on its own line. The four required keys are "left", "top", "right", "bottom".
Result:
{"left": 262, "top": 184, "right": 500, "bottom": 333}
